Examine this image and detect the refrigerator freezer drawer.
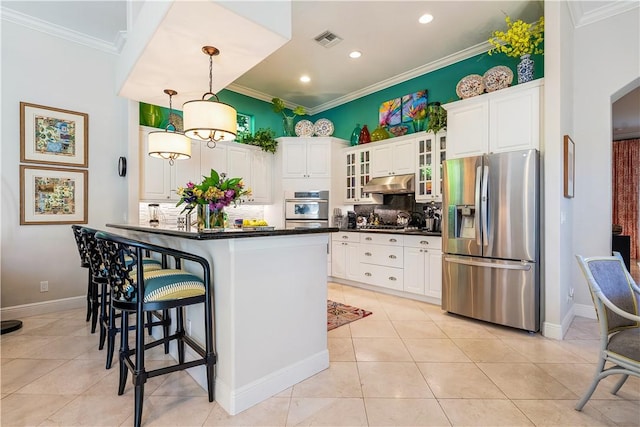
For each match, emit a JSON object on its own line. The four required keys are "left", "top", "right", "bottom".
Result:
{"left": 442, "top": 256, "right": 539, "bottom": 332}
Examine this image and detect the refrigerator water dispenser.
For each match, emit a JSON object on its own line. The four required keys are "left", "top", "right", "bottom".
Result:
{"left": 448, "top": 205, "right": 476, "bottom": 239}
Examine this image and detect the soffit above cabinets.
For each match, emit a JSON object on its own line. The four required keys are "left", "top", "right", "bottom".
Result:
{"left": 116, "top": 0, "right": 291, "bottom": 109}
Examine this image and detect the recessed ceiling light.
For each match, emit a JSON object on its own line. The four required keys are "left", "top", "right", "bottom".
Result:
{"left": 349, "top": 51, "right": 362, "bottom": 59}
{"left": 419, "top": 14, "right": 433, "bottom": 24}
{"left": 300, "top": 75, "right": 311, "bottom": 83}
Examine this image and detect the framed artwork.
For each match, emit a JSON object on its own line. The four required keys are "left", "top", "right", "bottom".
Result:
{"left": 20, "top": 165, "right": 88, "bottom": 225}
{"left": 401, "top": 90, "right": 428, "bottom": 122}
{"left": 379, "top": 98, "right": 401, "bottom": 126}
{"left": 20, "top": 102, "right": 88, "bottom": 167}
{"left": 563, "top": 135, "right": 575, "bottom": 198}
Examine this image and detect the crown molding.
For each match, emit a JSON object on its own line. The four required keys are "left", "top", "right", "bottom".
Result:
{"left": 307, "top": 42, "right": 490, "bottom": 115}
{"left": 567, "top": 0, "right": 639, "bottom": 28}
{"left": 0, "top": 7, "right": 123, "bottom": 55}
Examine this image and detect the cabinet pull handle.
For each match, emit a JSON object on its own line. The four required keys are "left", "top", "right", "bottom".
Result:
{"left": 365, "top": 252, "right": 372, "bottom": 256}
{"left": 389, "top": 276, "right": 397, "bottom": 281}
{"left": 389, "top": 238, "right": 397, "bottom": 242}
{"left": 420, "top": 240, "right": 429, "bottom": 245}
{"left": 389, "top": 254, "right": 396, "bottom": 259}
{"left": 342, "top": 235, "right": 348, "bottom": 239}
{"left": 365, "top": 237, "right": 372, "bottom": 241}
{"left": 365, "top": 272, "right": 372, "bottom": 277}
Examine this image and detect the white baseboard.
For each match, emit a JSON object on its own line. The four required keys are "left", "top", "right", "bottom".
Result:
{"left": 573, "top": 303, "right": 597, "bottom": 319}
{"left": 0, "top": 296, "right": 85, "bottom": 319}
{"left": 542, "top": 303, "right": 575, "bottom": 340}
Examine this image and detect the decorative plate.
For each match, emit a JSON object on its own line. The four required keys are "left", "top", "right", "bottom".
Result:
{"left": 388, "top": 125, "right": 409, "bottom": 137}
{"left": 482, "top": 66, "right": 514, "bottom": 92}
{"left": 313, "top": 118, "right": 334, "bottom": 136}
{"left": 455, "top": 74, "right": 485, "bottom": 99}
{"left": 295, "top": 119, "right": 314, "bottom": 137}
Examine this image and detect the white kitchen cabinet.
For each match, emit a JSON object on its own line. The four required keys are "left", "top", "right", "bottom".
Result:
{"left": 248, "top": 149, "right": 273, "bottom": 204}
{"left": 370, "top": 137, "right": 416, "bottom": 177}
{"left": 139, "top": 126, "right": 200, "bottom": 201}
{"left": 444, "top": 79, "right": 543, "bottom": 159}
{"left": 415, "top": 131, "right": 446, "bottom": 202}
{"left": 344, "top": 146, "right": 383, "bottom": 204}
{"left": 359, "top": 233, "right": 404, "bottom": 291}
{"left": 331, "top": 232, "right": 361, "bottom": 281}
{"left": 200, "top": 143, "right": 228, "bottom": 177}
{"left": 403, "top": 235, "right": 442, "bottom": 299}
{"left": 281, "top": 137, "right": 331, "bottom": 178}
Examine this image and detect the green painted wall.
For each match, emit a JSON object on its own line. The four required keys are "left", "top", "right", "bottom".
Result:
{"left": 308, "top": 51, "right": 544, "bottom": 141}
{"left": 140, "top": 51, "right": 544, "bottom": 142}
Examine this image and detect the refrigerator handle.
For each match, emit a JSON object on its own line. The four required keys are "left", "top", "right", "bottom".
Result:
{"left": 475, "top": 166, "right": 482, "bottom": 245}
{"left": 444, "top": 256, "right": 532, "bottom": 271}
{"left": 481, "top": 165, "right": 489, "bottom": 247}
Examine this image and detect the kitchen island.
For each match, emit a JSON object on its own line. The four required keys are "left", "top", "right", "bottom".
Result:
{"left": 106, "top": 224, "right": 337, "bottom": 415}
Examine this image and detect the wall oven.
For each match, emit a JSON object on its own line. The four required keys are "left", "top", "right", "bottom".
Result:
{"left": 284, "top": 190, "right": 329, "bottom": 229}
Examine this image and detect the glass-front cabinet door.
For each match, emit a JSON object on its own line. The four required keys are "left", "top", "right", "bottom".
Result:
{"left": 344, "top": 147, "right": 381, "bottom": 204}
{"left": 415, "top": 131, "right": 446, "bottom": 202}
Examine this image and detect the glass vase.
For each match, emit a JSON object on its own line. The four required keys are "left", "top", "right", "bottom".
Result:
{"left": 359, "top": 124, "right": 371, "bottom": 144}
{"left": 283, "top": 116, "right": 295, "bottom": 136}
{"left": 197, "top": 204, "right": 225, "bottom": 231}
{"left": 517, "top": 54, "right": 534, "bottom": 84}
{"left": 412, "top": 118, "right": 426, "bottom": 133}
{"left": 350, "top": 124, "right": 361, "bottom": 146}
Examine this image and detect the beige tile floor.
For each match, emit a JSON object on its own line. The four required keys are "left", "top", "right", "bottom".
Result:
{"left": 1, "top": 282, "right": 639, "bottom": 426}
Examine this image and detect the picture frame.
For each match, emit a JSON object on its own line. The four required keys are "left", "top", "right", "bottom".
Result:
{"left": 563, "top": 135, "right": 575, "bottom": 198}
{"left": 379, "top": 98, "right": 401, "bottom": 126}
{"left": 20, "top": 165, "right": 88, "bottom": 225}
{"left": 401, "top": 90, "right": 428, "bottom": 122}
{"left": 20, "top": 102, "right": 88, "bottom": 167}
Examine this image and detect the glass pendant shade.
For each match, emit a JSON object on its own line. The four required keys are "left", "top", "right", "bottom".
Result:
{"left": 148, "top": 130, "right": 191, "bottom": 160}
{"left": 183, "top": 99, "right": 237, "bottom": 142}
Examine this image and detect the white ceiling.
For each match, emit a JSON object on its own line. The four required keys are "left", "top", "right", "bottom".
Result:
{"left": 2, "top": 0, "right": 638, "bottom": 139}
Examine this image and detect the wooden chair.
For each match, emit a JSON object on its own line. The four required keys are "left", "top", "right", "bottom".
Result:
{"left": 95, "top": 230, "right": 216, "bottom": 427}
{"left": 574, "top": 253, "right": 640, "bottom": 410}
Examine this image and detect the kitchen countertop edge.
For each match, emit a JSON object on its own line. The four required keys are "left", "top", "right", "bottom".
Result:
{"left": 106, "top": 224, "right": 339, "bottom": 240}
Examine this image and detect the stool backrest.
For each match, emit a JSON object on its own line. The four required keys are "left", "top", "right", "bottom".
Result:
{"left": 71, "top": 225, "right": 89, "bottom": 268}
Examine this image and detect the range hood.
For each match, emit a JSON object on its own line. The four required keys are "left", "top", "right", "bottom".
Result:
{"left": 362, "top": 174, "right": 415, "bottom": 194}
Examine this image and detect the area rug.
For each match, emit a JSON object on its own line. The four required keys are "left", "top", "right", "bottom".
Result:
{"left": 327, "top": 300, "right": 372, "bottom": 331}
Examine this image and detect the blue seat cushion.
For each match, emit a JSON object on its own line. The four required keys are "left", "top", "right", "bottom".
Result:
{"left": 124, "top": 269, "right": 205, "bottom": 303}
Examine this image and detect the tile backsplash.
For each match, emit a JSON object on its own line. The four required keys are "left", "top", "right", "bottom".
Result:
{"left": 353, "top": 194, "right": 441, "bottom": 226}
{"left": 139, "top": 202, "right": 265, "bottom": 227}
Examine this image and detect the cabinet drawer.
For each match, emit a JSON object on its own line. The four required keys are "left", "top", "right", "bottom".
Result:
{"left": 360, "top": 264, "right": 403, "bottom": 290}
{"left": 332, "top": 232, "right": 360, "bottom": 243}
{"left": 403, "top": 235, "right": 442, "bottom": 249}
{"left": 359, "top": 233, "right": 403, "bottom": 246}
{"left": 360, "top": 245, "right": 403, "bottom": 268}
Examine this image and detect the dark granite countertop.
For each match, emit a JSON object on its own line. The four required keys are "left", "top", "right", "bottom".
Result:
{"left": 336, "top": 228, "right": 442, "bottom": 237}
{"left": 106, "top": 224, "right": 338, "bottom": 240}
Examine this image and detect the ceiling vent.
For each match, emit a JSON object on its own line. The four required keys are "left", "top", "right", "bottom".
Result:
{"left": 314, "top": 30, "right": 342, "bottom": 48}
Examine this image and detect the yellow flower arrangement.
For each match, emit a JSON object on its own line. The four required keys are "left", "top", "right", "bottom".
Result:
{"left": 488, "top": 16, "right": 544, "bottom": 58}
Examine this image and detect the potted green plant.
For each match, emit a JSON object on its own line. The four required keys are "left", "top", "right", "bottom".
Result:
{"left": 240, "top": 128, "right": 278, "bottom": 154}
{"left": 272, "top": 98, "right": 306, "bottom": 136}
{"left": 426, "top": 102, "right": 447, "bottom": 134}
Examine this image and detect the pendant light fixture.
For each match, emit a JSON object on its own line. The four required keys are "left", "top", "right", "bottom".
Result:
{"left": 148, "top": 89, "right": 191, "bottom": 165}
{"left": 183, "top": 46, "right": 237, "bottom": 148}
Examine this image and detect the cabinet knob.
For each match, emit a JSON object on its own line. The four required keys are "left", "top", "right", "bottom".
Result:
{"left": 365, "top": 252, "right": 372, "bottom": 256}
{"left": 389, "top": 254, "right": 396, "bottom": 259}
{"left": 389, "top": 276, "right": 397, "bottom": 281}
{"left": 365, "top": 272, "right": 372, "bottom": 277}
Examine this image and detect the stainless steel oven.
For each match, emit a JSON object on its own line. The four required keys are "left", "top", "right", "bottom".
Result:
{"left": 284, "top": 190, "right": 329, "bottom": 229}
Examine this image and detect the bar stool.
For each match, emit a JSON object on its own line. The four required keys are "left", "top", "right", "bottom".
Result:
{"left": 80, "top": 227, "right": 166, "bottom": 369}
{"left": 95, "top": 230, "right": 216, "bottom": 427}
{"left": 71, "top": 225, "right": 98, "bottom": 332}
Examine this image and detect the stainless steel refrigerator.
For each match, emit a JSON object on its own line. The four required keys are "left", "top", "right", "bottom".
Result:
{"left": 442, "top": 149, "right": 539, "bottom": 332}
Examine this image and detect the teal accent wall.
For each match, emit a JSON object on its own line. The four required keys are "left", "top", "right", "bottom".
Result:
{"left": 140, "top": 51, "right": 544, "bottom": 142}
{"left": 308, "top": 51, "right": 544, "bottom": 141}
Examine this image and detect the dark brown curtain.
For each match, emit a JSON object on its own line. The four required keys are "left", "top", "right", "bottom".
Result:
{"left": 612, "top": 139, "right": 640, "bottom": 259}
